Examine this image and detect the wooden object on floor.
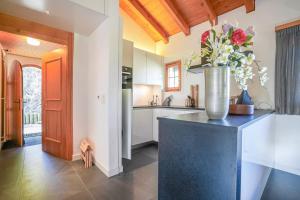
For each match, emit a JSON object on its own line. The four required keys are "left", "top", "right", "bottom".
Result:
{"left": 80, "top": 139, "right": 93, "bottom": 168}
{"left": 229, "top": 104, "right": 254, "bottom": 115}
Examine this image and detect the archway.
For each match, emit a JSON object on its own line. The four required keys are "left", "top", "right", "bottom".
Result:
{"left": 22, "top": 64, "right": 42, "bottom": 146}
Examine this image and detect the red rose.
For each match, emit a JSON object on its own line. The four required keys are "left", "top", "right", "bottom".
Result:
{"left": 201, "top": 31, "right": 210, "bottom": 44}
{"left": 231, "top": 29, "right": 247, "bottom": 45}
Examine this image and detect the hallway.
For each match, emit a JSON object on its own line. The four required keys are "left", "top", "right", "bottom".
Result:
{"left": 0, "top": 145, "right": 158, "bottom": 200}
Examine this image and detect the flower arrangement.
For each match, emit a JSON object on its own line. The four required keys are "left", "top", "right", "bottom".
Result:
{"left": 187, "top": 23, "right": 268, "bottom": 90}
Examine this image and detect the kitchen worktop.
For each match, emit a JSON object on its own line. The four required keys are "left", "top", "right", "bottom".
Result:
{"left": 158, "top": 109, "right": 274, "bottom": 129}
{"left": 133, "top": 105, "right": 205, "bottom": 110}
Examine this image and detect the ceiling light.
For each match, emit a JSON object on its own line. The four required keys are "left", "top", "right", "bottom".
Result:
{"left": 27, "top": 37, "right": 40, "bottom": 46}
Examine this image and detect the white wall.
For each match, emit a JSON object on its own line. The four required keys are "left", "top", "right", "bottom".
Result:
{"left": 156, "top": 0, "right": 300, "bottom": 109}
{"left": 72, "top": 34, "right": 89, "bottom": 159}
{"left": 86, "top": 0, "right": 121, "bottom": 177}
{"left": 69, "top": 0, "right": 105, "bottom": 14}
{"left": 133, "top": 84, "right": 162, "bottom": 106}
{"left": 70, "top": 1, "right": 122, "bottom": 177}
{"left": 120, "top": 10, "right": 156, "bottom": 53}
{"left": 274, "top": 115, "right": 300, "bottom": 176}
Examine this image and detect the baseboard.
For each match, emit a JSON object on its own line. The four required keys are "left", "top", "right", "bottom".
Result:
{"left": 94, "top": 160, "right": 123, "bottom": 177}
{"left": 72, "top": 153, "right": 81, "bottom": 161}
{"left": 73, "top": 153, "right": 122, "bottom": 177}
{"left": 132, "top": 141, "right": 158, "bottom": 150}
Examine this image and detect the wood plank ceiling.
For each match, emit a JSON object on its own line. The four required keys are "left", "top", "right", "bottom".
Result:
{"left": 120, "top": 0, "right": 255, "bottom": 43}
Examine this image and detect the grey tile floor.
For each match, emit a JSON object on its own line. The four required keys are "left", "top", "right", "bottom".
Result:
{"left": 1, "top": 143, "right": 299, "bottom": 200}
{"left": 0, "top": 144, "right": 158, "bottom": 200}
{"left": 261, "top": 169, "right": 300, "bottom": 200}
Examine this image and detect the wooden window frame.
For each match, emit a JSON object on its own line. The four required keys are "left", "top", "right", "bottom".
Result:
{"left": 165, "top": 60, "right": 181, "bottom": 92}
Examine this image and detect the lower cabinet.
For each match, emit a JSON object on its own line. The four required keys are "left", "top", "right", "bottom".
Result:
{"left": 132, "top": 109, "right": 153, "bottom": 145}
{"left": 133, "top": 108, "right": 204, "bottom": 144}
{"left": 153, "top": 109, "right": 161, "bottom": 142}
{"left": 153, "top": 109, "right": 204, "bottom": 142}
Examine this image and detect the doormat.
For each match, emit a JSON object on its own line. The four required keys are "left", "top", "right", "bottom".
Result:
{"left": 1, "top": 141, "right": 18, "bottom": 150}
{"left": 24, "top": 136, "right": 41, "bottom": 146}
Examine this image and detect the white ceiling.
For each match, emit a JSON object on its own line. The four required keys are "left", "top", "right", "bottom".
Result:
{"left": 0, "top": 0, "right": 107, "bottom": 36}
{"left": 0, "top": 31, "right": 63, "bottom": 58}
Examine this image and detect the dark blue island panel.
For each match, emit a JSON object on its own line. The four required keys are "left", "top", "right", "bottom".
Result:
{"left": 158, "top": 110, "right": 273, "bottom": 200}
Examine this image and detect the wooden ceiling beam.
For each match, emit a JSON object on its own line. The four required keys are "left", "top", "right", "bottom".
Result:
{"left": 244, "top": 0, "right": 255, "bottom": 13}
{"left": 201, "top": 0, "right": 217, "bottom": 26}
{"left": 128, "top": 0, "right": 169, "bottom": 43}
{"left": 160, "top": 0, "right": 190, "bottom": 36}
{"left": 120, "top": 1, "right": 159, "bottom": 42}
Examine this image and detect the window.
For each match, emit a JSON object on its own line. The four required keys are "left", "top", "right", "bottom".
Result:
{"left": 275, "top": 25, "right": 300, "bottom": 115}
{"left": 165, "top": 60, "right": 181, "bottom": 92}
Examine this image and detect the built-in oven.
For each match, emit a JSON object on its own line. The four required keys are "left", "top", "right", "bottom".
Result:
{"left": 122, "top": 66, "right": 132, "bottom": 89}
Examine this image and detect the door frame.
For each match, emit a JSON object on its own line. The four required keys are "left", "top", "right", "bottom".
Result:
{"left": 0, "top": 13, "right": 74, "bottom": 160}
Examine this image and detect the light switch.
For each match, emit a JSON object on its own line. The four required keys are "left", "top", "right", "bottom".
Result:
{"left": 100, "top": 94, "right": 105, "bottom": 104}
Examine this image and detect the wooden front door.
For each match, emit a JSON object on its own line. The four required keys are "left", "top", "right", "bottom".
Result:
{"left": 14, "top": 61, "right": 23, "bottom": 146}
{"left": 6, "top": 60, "right": 23, "bottom": 146}
{"left": 42, "top": 48, "right": 68, "bottom": 159}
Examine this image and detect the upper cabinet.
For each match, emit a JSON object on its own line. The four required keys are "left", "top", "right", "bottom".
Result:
{"left": 147, "top": 52, "right": 163, "bottom": 86}
{"left": 133, "top": 48, "right": 147, "bottom": 84}
{"left": 122, "top": 40, "right": 134, "bottom": 67}
{"left": 133, "top": 48, "right": 164, "bottom": 86}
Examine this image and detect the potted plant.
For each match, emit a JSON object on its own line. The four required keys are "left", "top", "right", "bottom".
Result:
{"left": 186, "top": 23, "right": 268, "bottom": 119}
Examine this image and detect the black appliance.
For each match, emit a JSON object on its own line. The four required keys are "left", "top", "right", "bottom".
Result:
{"left": 122, "top": 66, "right": 132, "bottom": 89}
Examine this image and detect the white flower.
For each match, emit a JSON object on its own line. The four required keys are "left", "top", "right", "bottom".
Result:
{"left": 259, "top": 67, "right": 267, "bottom": 74}
{"left": 189, "top": 23, "right": 268, "bottom": 90}
{"left": 246, "top": 26, "right": 256, "bottom": 36}
{"left": 240, "top": 58, "right": 247, "bottom": 64}
{"left": 246, "top": 54, "right": 255, "bottom": 65}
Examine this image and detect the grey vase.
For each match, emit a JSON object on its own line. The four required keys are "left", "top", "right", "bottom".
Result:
{"left": 205, "top": 67, "right": 230, "bottom": 120}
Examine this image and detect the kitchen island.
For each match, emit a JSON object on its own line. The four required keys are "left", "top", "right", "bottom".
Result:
{"left": 158, "top": 110, "right": 274, "bottom": 200}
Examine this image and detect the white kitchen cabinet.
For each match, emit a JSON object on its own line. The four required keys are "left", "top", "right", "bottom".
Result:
{"left": 133, "top": 48, "right": 147, "bottom": 84}
{"left": 153, "top": 109, "right": 161, "bottom": 142}
{"left": 132, "top": 109, "right": 153, "bottom": 145}
{"left": 147, "top": 52, "right": 164, "bottom": 86}
{"left": 133, "top": 48, "right": 164, "bottom": 86}
{"left": 122, "top": 39, "right": 133, "bottom": 67}
{"left": 153, "top": 109, "right": 204, "bottom": 142}
{"left": 133, "top": 108, "right": 204, "bottom": 144}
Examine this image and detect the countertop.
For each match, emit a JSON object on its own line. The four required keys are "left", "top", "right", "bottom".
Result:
{"left": 158, "top": 109, "right": 274, "bottom": 129}
{"left": 133, "top": 105, "right": 205, "bottom": 110}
